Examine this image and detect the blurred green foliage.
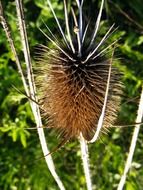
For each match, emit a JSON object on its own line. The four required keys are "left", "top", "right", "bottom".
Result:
{"left": 0, "top": 0, "right": 143, "bottom": 189}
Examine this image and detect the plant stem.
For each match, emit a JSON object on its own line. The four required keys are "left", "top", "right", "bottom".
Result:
{"left": 79, "top": 134, "right": 92, "bottom": 190}
{"left": 117, "top": 86, "right": 143, "bottom": 190}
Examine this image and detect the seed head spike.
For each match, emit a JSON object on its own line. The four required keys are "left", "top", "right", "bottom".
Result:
{"left": 82, "top": 21, "right": 90, "bottom": 43}
{"left": 47, "top": 0, "right": 70, "bottom": 49}
{"left": 76, "top": 0, "right": 84, "bottom": 40}
{"left": 71, "top": 7, "right": 82, "bottom": 57}
{"left": 89, "top": 0, "right": 105, "bottom": 48}
{"left": 83, "top": 24, "right": 115, "bottom": 63}
{"left": 63, "top": 0, "right": 75, "bottom": 53}
{"left": 41, "top": 18, "right": 59, "bottom": 43}
{"left": 39, "top": 27, "right": 75, "bottom": 61}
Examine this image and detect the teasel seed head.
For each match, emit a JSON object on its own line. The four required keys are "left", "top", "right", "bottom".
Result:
{"left": 36, "top": 0, "right": 122, "bottom": 142}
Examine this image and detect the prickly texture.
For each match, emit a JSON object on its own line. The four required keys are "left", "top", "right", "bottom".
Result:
{"left": 36, "top": 45, "right": 122, "bottom": 141}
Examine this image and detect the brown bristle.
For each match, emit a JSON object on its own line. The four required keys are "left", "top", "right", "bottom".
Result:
{"left": 36, "top": 46, "right": 122, "bottom": 141}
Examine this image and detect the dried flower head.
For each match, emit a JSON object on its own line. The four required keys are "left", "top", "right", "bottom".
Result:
{"left": 36, "top": 0, "right": 122, "bottom": 142}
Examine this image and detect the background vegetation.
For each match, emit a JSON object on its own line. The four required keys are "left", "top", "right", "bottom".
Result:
{"left": 0, "top": 0, "right": 143, "bottom": 189}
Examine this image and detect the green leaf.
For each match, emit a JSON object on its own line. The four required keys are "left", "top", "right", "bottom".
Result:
{"left": 20, "top": 132, "right": 27, "bottom": 148}
{"left": 11, "top": 128, "right": 18, "bottom": 142}
{"left": 126, "top": 181, "right": 137, "bottom": 190}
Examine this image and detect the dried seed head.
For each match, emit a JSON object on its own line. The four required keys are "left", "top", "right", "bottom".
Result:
{"left": 36, "top": 0, "right": 122, "bottom": 142}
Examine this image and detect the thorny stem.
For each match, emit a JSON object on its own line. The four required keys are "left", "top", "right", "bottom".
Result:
{"left": 79, "top": 134, "right": 92, "bottom": 190}
{"left": 15, "top": 0, "right": 35, "bottom": 99}
{"left": 117, "top": 86, "right": 143, "bottom": 190}
{"left": 0, "top": 0, "right": 65, "bottom": 189}
{"left": 0, "top": 0, "right": 29, "bottom": 96}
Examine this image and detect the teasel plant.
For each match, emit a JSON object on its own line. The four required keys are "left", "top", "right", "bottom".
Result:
{"left": 0, "top": 0, "right": 143, "bottom": 189}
